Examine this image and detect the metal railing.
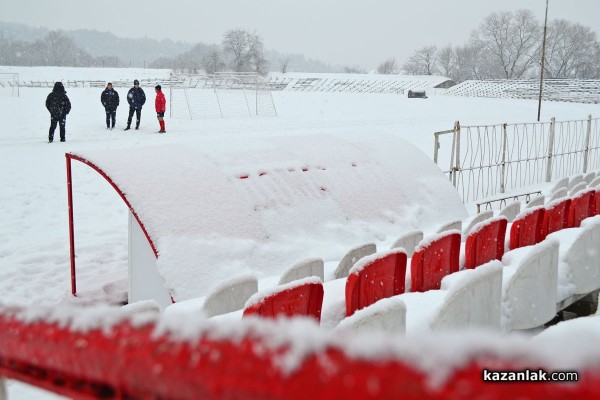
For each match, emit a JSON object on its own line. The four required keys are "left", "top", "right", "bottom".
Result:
{"left": 434, "top": 115, "right": 600, "bottom": 203}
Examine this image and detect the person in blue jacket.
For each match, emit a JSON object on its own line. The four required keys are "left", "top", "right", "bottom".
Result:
{"left": 125, "top": 79, "right": 146, "bottom": 130}
{"left": 45, "top": 82, "right": 71, "bottom": 143}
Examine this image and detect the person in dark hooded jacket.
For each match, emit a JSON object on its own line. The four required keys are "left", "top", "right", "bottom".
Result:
{"left": 124, "top": 79, "right": 146, "bottom": 130}
{"left": 101, "top": 82, "right": 120, "bottom": 129}
{"left": 45, "top": 82, "right": 71, "bottom": 143}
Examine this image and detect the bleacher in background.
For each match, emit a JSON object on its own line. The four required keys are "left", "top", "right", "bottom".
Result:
{"left": 445, "top": 79, "right": 600, "bottom": 104}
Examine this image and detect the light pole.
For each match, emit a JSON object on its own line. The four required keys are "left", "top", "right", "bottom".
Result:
{"left": 537, "top": 0, "right": 549, "bottom": 122}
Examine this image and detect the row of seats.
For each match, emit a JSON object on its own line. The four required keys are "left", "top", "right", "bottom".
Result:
{"left": 165, "top": 172, "right": 600, "bottom": 333}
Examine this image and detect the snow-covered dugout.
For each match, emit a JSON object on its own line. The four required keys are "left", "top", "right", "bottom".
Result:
{"left": 66, "top": 133, "right": 467, "bottom": 309}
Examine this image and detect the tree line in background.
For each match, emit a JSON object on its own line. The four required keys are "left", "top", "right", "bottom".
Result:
{"left": 384, "top": 9, "right": 600, "bottom": 81}
{"left": 0, "top": 31, "right": 121, "bottom": 68}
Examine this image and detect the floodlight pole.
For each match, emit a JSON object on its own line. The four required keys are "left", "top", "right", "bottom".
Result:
{"left": 537, "top": 0, "right": 549, "bottom": 122}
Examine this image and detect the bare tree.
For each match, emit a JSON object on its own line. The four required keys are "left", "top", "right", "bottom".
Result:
{"left": 544, "top": 20, "right": 597, "bottom": 78}
{"left": 435, "top": 46, "right": 458, "bottom": 79}
{"left": 222, "top": 29, "right": 268, "bottom": 75}
{"left": 402, "top": 46, "right": 438, "bottom": 75}
{"left": 280, "top": 57, "right": 290, "bottom": 73}
{"left": 202, "top": 50, "right": 226, "bottom": 74}
{"left": 344, "top": 65, "right": 366, "bottom": 74}
{"left": 473, "top": 9, "right": 540, "bottom": 79}
{"left": 377, "top": 58, "right": 398, "bottom": 74}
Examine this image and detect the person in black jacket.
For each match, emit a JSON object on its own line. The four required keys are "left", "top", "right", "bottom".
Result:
{"left": 45, "top": 82, "right": 71, "bottom": 143}
{"left": 101, "top": 82, "right": 120, "bottom": 130}
{"left": 125, "top": 79, "right": 146, "bottom": 130}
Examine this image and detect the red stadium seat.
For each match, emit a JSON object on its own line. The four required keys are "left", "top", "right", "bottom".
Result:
{"left": 410, "top": 231, "right": 461, "bottom": 292}
{"left": 567, "top": 190, "right": 594, "bottom": 228}
{"left": 464, "top": 217, "right": 507, "bottom": 269}
{"left": 542, "top": 198, "right": 571, "bottom": 239}
{"left": 345, "top": 249, "right": 407, "bottom": 317}
{"left": 243, "top": 279, "right": 324, "bottom": 321}
{"left": 509, "top": 207, "right": 545, "bottom": 250}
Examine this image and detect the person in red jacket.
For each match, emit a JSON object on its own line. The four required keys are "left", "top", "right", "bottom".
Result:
{"left": 154, "top": 85, "right": 166, "bottom": 133}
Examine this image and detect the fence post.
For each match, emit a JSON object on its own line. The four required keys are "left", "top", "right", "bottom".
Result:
{"left": 546, "top": 117, "right": 556, "bottom": 182}
{"left": 583, "top": 114, "right": 592, "bottom": 173}
{"left": 500, "top": 123, "right": 508, "bottom": 193}
{"left": 434, "top": 132, "right": 440, "bottom": 164}
{"left": 453, "top": 121, "right": 461, "bottom": 187}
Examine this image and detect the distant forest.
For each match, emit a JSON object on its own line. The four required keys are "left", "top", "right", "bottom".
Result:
{"left": 0, "top": 21, "right": 338, "bottom": 73}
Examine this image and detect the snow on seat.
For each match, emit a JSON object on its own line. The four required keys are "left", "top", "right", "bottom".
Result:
{"left": 333, "top": 243, "right": 376, "bottom": 279}
{"left": 498, "top": 200, "right": 520, "bottom": 222}
{"left": 524, "top": 195, "right": 545, "bottom": 209}
{"left": 567, "top": 189, "right": 594, "bottom": 228}
{"left": 584, "top": 171, "right": 596, "bottom": 185}
{"left": 549, "top": 216, "right": 600, "bottom": 305}
{"left": 551, "top": 177, "right": 569, "bottom": 193}
{"left": 279, "top": 258, "right": 324, "bottom": 285}
{"left": 410, "top": 230, "right": 461, "bottom": 292}
{"left": 242, "top": 277, "right": 324, "bottom": 321}
{"left": 568, "top": 173, "right": 585, "bottom": 190}
{"left": 589, "top": 175, "right": 600, "bottom": 189}
{"left": 464, "top": 216, "right": 507, "bottom": 270}
{"left": 336, "top": 296, "right": 406, "bottom": 333}
{"left": 436, "top": 220, "right": 462, "bottom": 233}
{"left": 548, "top": 187, "right": 567, "bottom": 203}
{"left": 541, "top": 198, "right": 571, "bottom": 239}
{"left": 390, "top": 230, "right": 423, "bottom": 257}
{"left": 462, "top": 210, "right": 493, "bottom": 241}
{"left": 501, "top": 240, "right": 559, "bottom": 330}
{"left": 569, "top": 182, "right": 587, "bottom": 197}
{"left": 509, "top": 206, "right": 545, "bottom": 250}
{"left": 164, "top": 275, "right": 258, "bottom": 318}
{"left": 399, "top": 260, "right": 503, "bottom": 332}
{"left": 345, "top": 249, "right": 407, "bottom": 317}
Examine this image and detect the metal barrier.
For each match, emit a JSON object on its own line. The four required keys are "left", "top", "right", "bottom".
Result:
{"left": 434, "top": 116, "right": 600, "bottom": 203}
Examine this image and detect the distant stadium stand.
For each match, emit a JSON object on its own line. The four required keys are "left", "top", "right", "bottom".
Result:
{"left": 444, "top": 79, "right": 600, "bottom": 104}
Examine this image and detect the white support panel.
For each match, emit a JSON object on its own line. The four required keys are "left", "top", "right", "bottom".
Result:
{"left": 334, "top": 243, "right": 376, "bottom": 279}
{"left": 279, "top": 258, "right": 324, "bottom": 285}
{"left": 436, "top": 220, "right": 462, "bottom": 234}
{"left": 498, "top": 200, "right": 521, "bottom": 222}
{"left": 501, "top": 240, "right": 559, "bottom": 330}
{"left": 525, "top": 195, "right": 545, "bottom": 209}
{"left": 390, "top": 230, "right": 423, "bottom": 258}
{"left": 462, "top": 210, "right": 494, "bottom": 240}
{"left": 336, "top": 297, "right": 406, "bottom": 333}
{"left": 129, "top": 211, "right": 172, "bottom": 311}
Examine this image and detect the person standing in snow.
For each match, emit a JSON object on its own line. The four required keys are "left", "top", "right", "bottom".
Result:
{"left": 155, "top": 85, "right": 167, "bottom": 133}
{"left": 125, "top": 79, "right": 146, "bottom": 130}
{"left": 100, "top": 82, "right": 120, "bottom": 130}
{"left": 45, "top": 81, "right": 71, "bottom": 143}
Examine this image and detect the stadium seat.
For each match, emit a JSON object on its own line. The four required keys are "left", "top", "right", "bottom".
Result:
{"left": 464, "top": 216, "right": 507, "bottom": 270}
{"left": 541, "top": 198, "right": 571, "bottom": 239}
{"left": 509, "top": 206, "right": 545, "bottom": 250}
{"left": 336, "top": 296, "right": 406, "bottom": 333}
{"left": 501, "top": 240, "right": 559, "bottom": 330}
{"left": 410, "top": 231, "right": 461, "bottom": 292}
{"left": 345, "top": 249, "right": 407, "bottom": 316}
{"left": 243, "top": 277, "right": 324, "bottom": 321}
{"left": 390, "top": 230, "right": 423, "bottom": 257}
{"left": 567, "top": 189, "right": 594, "bottom": 228}
{"left": 279, "top": 258, "right": 324, "bottom": 285}
{"left": 334, "top": 243, "right": 376, "bottom": 279}
{"left": 462, "top": 210, "right": 493, "bottom": 240}
{"left": 498, "top": 200, "right": 520, "bottom": 222}
{"left": 525, "top": 195, "right": 545, "bottom": 209}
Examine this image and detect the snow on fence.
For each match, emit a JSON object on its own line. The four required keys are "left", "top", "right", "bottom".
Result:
{"left": 434, "top": 116, "right": 600, "bottom": 203}
{"left": 0, "top": 73, "right": 19, "bottom": 97}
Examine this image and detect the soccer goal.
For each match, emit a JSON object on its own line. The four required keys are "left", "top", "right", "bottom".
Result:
{"left": 169, "top": 73, "right": 277, "bottom": 119}
{"left": 0, "top": 73, "right": 19, "bottom": 97}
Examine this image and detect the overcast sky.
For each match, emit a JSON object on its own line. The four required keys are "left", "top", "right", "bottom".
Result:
{"left": 3, "top": 0, "right": 600, "bottom": 69}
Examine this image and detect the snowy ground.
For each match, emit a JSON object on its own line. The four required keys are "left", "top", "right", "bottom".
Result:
{"left": 1, "top": 67, "right": 600, "bottom": 398}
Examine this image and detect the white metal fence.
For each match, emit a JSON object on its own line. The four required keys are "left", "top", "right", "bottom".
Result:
{"left": 434, "top": 115, "right": 600, "bottom": 203}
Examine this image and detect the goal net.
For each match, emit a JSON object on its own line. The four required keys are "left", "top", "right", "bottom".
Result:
{"left": 0, "top": 73, "right": 19, "bottom": 97}
{"left": 169, "top": 73, "right": 277, "bottom": 119}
